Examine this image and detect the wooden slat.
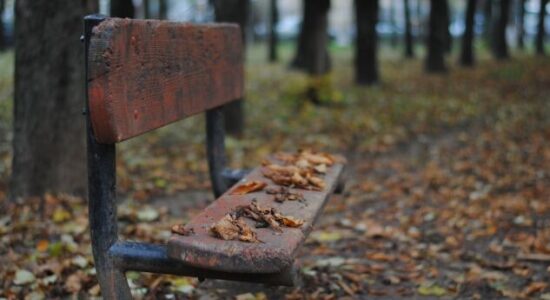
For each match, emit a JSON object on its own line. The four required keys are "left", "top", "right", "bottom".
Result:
{"left": 167, "top": 160, "right": 345, "bottom": 274}
{"left": 88, "top": 18, "right": 244, "bottom": 143}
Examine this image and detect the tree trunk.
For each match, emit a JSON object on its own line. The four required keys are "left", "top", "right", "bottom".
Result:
{"left": 389, "top": 0, "right": 398, "bottom": 47}
{"left": 492, "top": 0, "right": 510, "bottom": 60}
{"left": 517, "top": 0, "right": 525, "bottom": 49}
{"left": 404, "top": 0, "right": 414, "bottom": 58}
{"left": 291, "top": 0, "right": 331, "bottom": 75}
{"left": 442, "top": 0, "right": 452, "bottom": 53}
{"left": 460, "top": 0, "right": 477, "bottom": 66}
{"left": 110, "top": 0, "right": 134, "bottom": 18}
{"left": 143, "top": 0, "right": 150, "bottom": 19}
{"left": 0, "top": 0, "right": 5, "bottom": 50}
{"left": 213, "top": 0, "right": 249, "bottom": 136}
{"left": 535, "top": 0, "right": 548, "bottom": 55}
{"left": 483, "top": 0, "right": 493, "bottom": 44}
{"left": 355, "top": 0, "right": 379, "bottom": 85}
{"left": 268, "top": 0, "right": 279, "bottom": 62}
{"left": 425, "top": 0, "right": 448, "bottom": 73}
{"left": 11, "top": 0, "right": 98, "bottom": 199}
{"left": 159, "top": 0, "right": 168, "bottom": 19}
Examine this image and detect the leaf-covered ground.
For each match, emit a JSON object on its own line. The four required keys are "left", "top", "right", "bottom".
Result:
{"left": 0, "top": 45, "right": 549, "bottom": 299}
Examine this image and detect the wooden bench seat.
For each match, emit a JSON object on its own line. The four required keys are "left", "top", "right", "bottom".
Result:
{"left": 167, "top": 159, "right": 345, "bottom": 273}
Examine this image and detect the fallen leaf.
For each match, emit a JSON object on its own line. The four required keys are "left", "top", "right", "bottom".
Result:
{"left": 53, "top": 207, "right": 71, "bottom": 223}
{"left": 210, "top": 214, "right": 260, "bottom": 243}
{"left": 230, "top": 181, "right": 267, "bottom": 195}
{"left": 417, "top": 283, "right": 447, "bottom": 296}
{"left": 137, "top": 207, "right": 159, "bottom": 222}
{"left": 65, "top": 272, "right": 82, "bottom": 293}
{"left": 171, "top": 224, "right": 194, "bottom": 236}
{"left": 13, "top": 269, "right": 36, "bottom": 285}
{"left": 36, "top": 239, "right": 49, "bottom": 252}
{"left": 521, "top": 282, "right": 547, "bottom": 297}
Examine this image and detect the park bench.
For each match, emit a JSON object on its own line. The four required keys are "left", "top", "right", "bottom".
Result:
{"left": 84, "top": 15, "right": 346, "bottom": 299}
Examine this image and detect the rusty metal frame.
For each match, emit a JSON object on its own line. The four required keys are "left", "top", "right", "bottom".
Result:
{"left": 85, "top": 15, "right": 294, "bottom": 300}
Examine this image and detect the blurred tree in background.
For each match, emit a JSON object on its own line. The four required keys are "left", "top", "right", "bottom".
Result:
{"left": 460, "top": 0, "right": 477, "bottom": 66}
{"left": 0, "top": 0, "right": 5, "bottom": 51}
{"left": 292, "top": 0, "right": 331, "bottom": 75}
{"left": 110, "top": 0, "right": 134, "bottom": 18}
{"left": 403, "top": 0, "right": 414, "bottom": 58}
{"left": 11, "top": 0, "right": 98, "bottom": 200}
{"left": 492, "top": 0, "right": 511, "bottom": 59}
{"left": 355, "top": 0, "right": 379, "bottom": 85}
{"left": 212, "top": 0, "right": 249, "bottom": 137}
{"left": 426, "top": 0, "right": 449, "bottom": 72}
{"left": 536, "top": 0, "right": 548, "bottom": 54}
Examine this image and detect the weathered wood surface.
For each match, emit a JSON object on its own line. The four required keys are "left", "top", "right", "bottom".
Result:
{"left": 167, "top": 160, "right": 345, "bottom": 274}
{"left": 87, "top": 18, "right": 244, "bottom": 143}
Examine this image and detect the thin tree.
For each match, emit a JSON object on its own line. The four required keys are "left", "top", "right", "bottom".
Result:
{"left": 492, "top": 0, "right": 510, "bottom": 60}
{"left": 443, "top": 0, "right": 452, "bottom": 53}
{"left": 11, "top": 0, "right": 98, "bottom": 199}
{"left": 355, "top": 0, "right": 379, "bottom": 85}
{"left": 159, "top": 0, "right": 168, "bottom": 19}
{"left": 0, "top": 0, "right": 5, "bottom": 50}
{"left": 268, "top": 0, "right": 279, "bottom": 62}
{"left": 460, "top": 0, "right": 477, "bottom": 66}
{"left": 110, "top": 0, "right": 134, "bottom": 18}
{"left": 291, "top": 0, "right": 331, "bottom": 75}
{"left": 535, "top": 0, "right": 548, "bottom": 55}
{"left": 483, "top": 0, "right": 493, "bottom": 45}
{"left": 517, "top": 0, "right": 525, "bottom": 49}
{"left": 212, "top": 0, "right": 249, "bottom": 136}
{"left": 404, "top": 0, "right": 414, "bottom": 58}
{"left": 425, "top": 0, "right": 448, "bottom": 73}
{"left": 143, "top": 0, "right": 150, "bottom": 19}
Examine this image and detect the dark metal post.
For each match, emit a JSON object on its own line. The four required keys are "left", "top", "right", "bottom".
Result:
{"left": 85, "top": 15, "right": 132, "bottom": 300}
{"left": 206, "top": 106, "right": 230, "bottom": 197}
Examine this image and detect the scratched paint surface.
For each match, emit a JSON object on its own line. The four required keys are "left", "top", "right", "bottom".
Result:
{"left": 87, "top": 18, "right": 244, "bottom": 144}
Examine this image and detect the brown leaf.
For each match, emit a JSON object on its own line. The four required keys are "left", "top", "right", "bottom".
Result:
{"left": 210, "top": 214, "right": 260, "bottom": 243}
{"left": 521, "top": 282, "right": 547, "bottom": 297}
{"left": 230, "top": 181, "right": 267, "bottom": 195}
{"left": 171, "top": 224, "right": 194, "bottom": 236}
{"left": 277, "top": 215, "right": 305, "bottom": 228}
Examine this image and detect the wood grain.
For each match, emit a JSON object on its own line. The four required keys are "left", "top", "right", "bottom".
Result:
{"left": 88, "top": 18, "right": 244, "bottom": 143}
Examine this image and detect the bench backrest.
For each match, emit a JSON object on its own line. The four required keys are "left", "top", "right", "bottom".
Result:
{"left": 87, "top": 18, "right": 244, "bottom": 144}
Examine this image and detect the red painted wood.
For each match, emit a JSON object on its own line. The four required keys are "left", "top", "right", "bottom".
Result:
{"left": 167, "top": 159, "right": 345, "bottom": 273}
{"left": 87, "top": 18, "right": 244, "bottom": 143}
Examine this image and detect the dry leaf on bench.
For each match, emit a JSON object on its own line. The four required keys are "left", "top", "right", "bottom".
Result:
{"left": 265, "top": 186, "right": 304, "bottom": 202}
{"left": 171, "top": 224, "right": 194, "bottom": 236}
{"left": 210, "top": 214, "right": 260, "bottom": 243}
{"left": 230, "top": 181, "right": 267, "bottom": 195}
{"left": 237, "top": 200, "right": 305, "bottom": 232}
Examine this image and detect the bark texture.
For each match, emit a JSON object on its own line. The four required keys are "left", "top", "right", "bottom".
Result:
{"left": 291, "top": 0, "right": 331, "bottom": 75}
{"left": 492, "top": 0, "right": 510, "bottom": 60}
{"left": 213, "top": 0, "right": 249, "bottom": 136}
{"left": 404, "top": 0, "right": 414, "bottom": 58}
{"left": 11, "top": 0, "right": 98, "bottom": 199}
{"left": 535, "top": 0, "right": 548, "bottom": 55}
{"left": 355, "top": 0, "right": 379, "bottom": 85}
{"left": 460, "top": 0, "right": 477, "bottom": 66}
{"left": 268, "top": 0, "right": 279, "bottom": 62}
{"left": 110, "top": 0, "right": 134, "bottom": 18}
{"left": 425, "top": 0, "right": 448, "bottom": 73}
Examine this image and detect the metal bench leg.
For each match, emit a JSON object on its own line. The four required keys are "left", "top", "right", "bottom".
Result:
{"left": 85, "top": 15, "right": 131, "bottom": 300}
{"left": 206, "top": 106, "right": 231, "bottom": 197}
{"left": 87, "top": 129, "right": 132, "bottom": 299}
